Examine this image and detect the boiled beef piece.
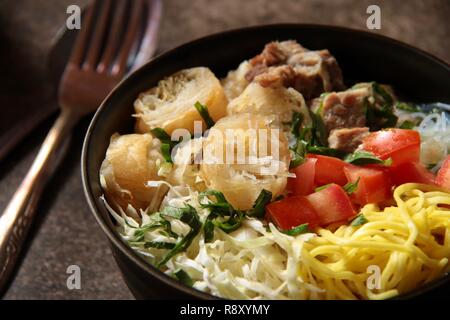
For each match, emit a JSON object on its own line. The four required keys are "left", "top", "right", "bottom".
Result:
{"left": 310, "top": 86, "right": 370, "bottom": 134}
{"left": 245, "top": 40, "right": 345, "bottom": 100}
{"left": 328, "top": 127, "right": 370, "bottom": 153}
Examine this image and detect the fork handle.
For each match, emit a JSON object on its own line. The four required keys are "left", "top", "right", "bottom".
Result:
{"left": 0, "top": 108, "right": 77, "bottom": 293}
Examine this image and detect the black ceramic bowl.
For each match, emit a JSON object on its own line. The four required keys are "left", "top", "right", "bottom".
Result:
{"left": 82, "top": 24, "right": 450, "bottom": 299}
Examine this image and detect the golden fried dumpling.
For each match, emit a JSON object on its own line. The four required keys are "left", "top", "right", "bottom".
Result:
{"left": 200, "top": 113, "right": 290, "bottom": 210}
{"left": 221, "top": 61, "right": 251, "bottom": 100}
{"left": 227, "top": 82, "right": 311, "bottom": 128}
{"left": 134, "top": 67, "right": 228, "bottom": 135}
{"left": 100, "top": 133, "right": 166, "bottom": 211}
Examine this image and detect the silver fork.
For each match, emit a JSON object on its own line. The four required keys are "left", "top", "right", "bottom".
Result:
{"left": 0, "top": 0, "right": 161, "bottom": 292}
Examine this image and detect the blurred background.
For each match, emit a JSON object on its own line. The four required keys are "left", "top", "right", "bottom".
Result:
{"left": 0, "top": 0, "right": 449, "bottom": 299}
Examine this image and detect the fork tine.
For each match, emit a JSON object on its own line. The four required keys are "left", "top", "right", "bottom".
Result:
{"left": 83, "top": 0, "right": 113, "bottom": 70}
{"left": 131, "top": 0, "right": 162, "bottom": 72}
{"left": 68, "top": 0, "right": 97, "bottom": 66}
{"left": 97, "top": 0, "right": 128, "bottom": 73}
{"left": 112, "top": 0, "right": 145, "bottom": 75}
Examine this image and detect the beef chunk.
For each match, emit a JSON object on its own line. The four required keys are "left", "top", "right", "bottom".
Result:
{"left": 311, "top": 86, "right": 370, "bottom": 133}
{"left": 250, "top": 65, "right": 296, "bottom": 88}
{"left": 249, "top": 40, "right": 307, "bottom": 67}
{"left": 245, "top": 41, "right": 345, "bottom": 99}
{"left": 328, "top": 127, "right": 370, "bottom": 153}
{"left": 317, "top": 50, "right": 345, "bottom": 95}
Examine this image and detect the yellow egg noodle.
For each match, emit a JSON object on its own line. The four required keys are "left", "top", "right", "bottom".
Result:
{"left": 105, "top": 183, "right": 450, "bottom": 300}
{"left": 299, "top": 183, "right": 450, "bottom": 300}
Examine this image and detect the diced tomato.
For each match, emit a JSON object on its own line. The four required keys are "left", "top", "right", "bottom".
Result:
{"left": 389, "top": 162, "right": 435, "bottom": 186}
{"left": 344, "top": 165, "right": 392, "bottom": 205}
{"left": 266, "top": 196, "right": 321, "bottom": 231}
{"left": 306, "top": 184, "right": 356, "bottom": 225}
{"left": 436, "top": 156, "right": 450, "bottom": 190}
{"left": 306, "top": 154, "right": 348, "bottom": 186}
{"left": 361, "top": 129, "right": 420, "bottom": 166}
{"left": 287, "top": 158, "right": 317, "bottom": 196}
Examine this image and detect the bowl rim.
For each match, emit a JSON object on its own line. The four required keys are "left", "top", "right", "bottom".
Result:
{"left": 81, "top": 23, "right": 450, "bottom": 300}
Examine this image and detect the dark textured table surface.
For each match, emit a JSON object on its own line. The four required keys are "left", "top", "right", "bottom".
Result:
{"left": 0, "top": 0, "right": 449, "bottom": 299}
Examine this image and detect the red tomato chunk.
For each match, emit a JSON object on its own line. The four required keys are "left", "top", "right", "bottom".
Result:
{"left": 266, "top": 196, "right": 320, "bottom": 231}
{"left": 436, "top": 155, "right": 450, "bottom": 190}
{"left": 361, "top": 129, "right": 420, "bottom": 166}
{"left": 305, "top": 184, "right": 356, "bottom": 225}
{"left": 266, "top": 184, "right": 356, "bottom": 230}
{"left": 344, "top": 165, "right": 392, "bottom": 205}
{"left": 306, "top": 154, "right": 348, "bottom": 186}
{"left": 287, "top": 158, "right": 317, "bottom": 196}
{"left": 389, "top": 162, "right": 435, "bottom": 186}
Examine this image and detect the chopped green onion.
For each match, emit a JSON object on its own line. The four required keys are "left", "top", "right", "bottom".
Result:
{"left": 307, "top": 145, "right": 343, "bottom": 158}
{"left": 201, "top": 189, "right": 272, "bottom": 241}
{"left": 151, "top": 128, "right": 172, "bottom": 145}
{"left": 174, "top": 269, "right": 194, "bottom": 287}
{"left": 157, "top": 205, "right": 202, "bottom": 268}
{"left": 350, "top": 214, "right": 369, "bottom": 227}
{"left": 213, "top": 211, "right": 244, "bottom": 233}
{"left": 289, "top": 150, "right": 305, "bottom": 169}
{"left": 291, "top": 112, "right": 303, "bottom": 138}
{"left": 151, "top": 127, "right": 185, "bottom": 163}
{"left": 366, "top": 83, "right": 398, "bottom": 130}
{"left": 194, "top": 101, "right": 215, "bottom": 128}
{"left": 160, "top": 143, "right": 173, "bottom": 163}
{"left": 396, "top": 102, "right": 420, "bottom": 112}
{"left": 199, "top": 190, "right": 234, "bottom": 213}
{"left": 372, "top": 82, "right": 393, "bottom": 106}
{"left": 344, "top": 151, "right": 391, "bottom": 166}
{"left": 283, "top": 223, "right": 310, "bottom": 236}
{"left": 310, "top": 112, "right": 328, "bottom": 147}
{"left": 144, "top": 241, "right": 176, "bottom": 249}
{"left": 399, "top": 120, "right": 415, "bottom": 129}
{"left": 129, "top": 217, "right": 174, "bottom": 243}
{"left": 315, "top": 184, "right": 332, "bottom": 192}
{"left": 204, "top": 212, "right": 217, "bottom": 243}
{"left": 247, "top": 189, "right": 272, "bottom": 218}
{"left": 343, "top": 178, "right": 360, "bottom": 194}
{"left": 289, "top": 140, "right": 308, "bottom": 169}
{"left": 199, "top": 190, "right": 242, "bottom": 240}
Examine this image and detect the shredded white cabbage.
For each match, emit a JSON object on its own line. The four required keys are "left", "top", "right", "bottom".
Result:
{"left": 102, "top": 183, "right": 323, "bottom": 300}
